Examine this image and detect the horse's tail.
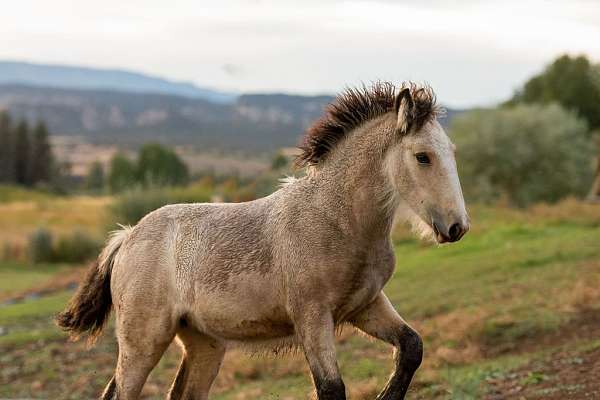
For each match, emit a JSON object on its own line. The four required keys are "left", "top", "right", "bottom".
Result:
{"left": 56, "top": 225, "right": 132, "bottom": 343}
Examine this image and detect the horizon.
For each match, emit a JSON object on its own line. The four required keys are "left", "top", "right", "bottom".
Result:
{"left": 1, "top": 0, "right": 599, "bottom": 108}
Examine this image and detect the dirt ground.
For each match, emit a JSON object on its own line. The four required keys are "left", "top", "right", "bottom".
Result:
{"left": 485, "top": 309, "right": 600, "bottom": 399}
{"left": 486, "top": 346, "right": 600, "bottom": 399}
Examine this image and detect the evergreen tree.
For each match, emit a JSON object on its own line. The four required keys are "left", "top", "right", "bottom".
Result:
{"left": 14, "top": 120, "right": 31, "bottom": 186}
{"left": 0, "top": 112, "right": 15, "bottom": 182}
{"left": 30, "top": 121, "right": 53, "bottom": 184}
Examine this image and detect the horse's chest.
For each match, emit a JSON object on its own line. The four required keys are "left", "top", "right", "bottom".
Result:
{"left": 333, "top": 252, "right": 395, "bottom": 322}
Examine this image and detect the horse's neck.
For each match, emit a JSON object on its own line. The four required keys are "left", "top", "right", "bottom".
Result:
{"left": 311, "top": 121, "right": 397, "bottom": 241}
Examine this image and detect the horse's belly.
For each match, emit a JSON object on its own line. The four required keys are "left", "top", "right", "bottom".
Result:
{"left": 187, "top": 274, "right": 294, "bottom": 341}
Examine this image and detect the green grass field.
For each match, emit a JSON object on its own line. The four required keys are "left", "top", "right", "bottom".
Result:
{"left": 1, "top": 198, "right": 599, "bottom": 399}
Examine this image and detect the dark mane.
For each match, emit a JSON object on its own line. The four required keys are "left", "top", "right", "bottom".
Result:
{"left": 296, "top": 81, "right": 439, "bottom": 167}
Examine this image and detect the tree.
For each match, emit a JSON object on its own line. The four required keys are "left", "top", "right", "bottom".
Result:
{"left": 509, "top": 54, "right": 600, "bottom": 198}
{"left": 136, "top": 143, "right": 189, "bottom": 187}
{"left": 0, "top": 112, "right": 15, "bottom": 182}
{"left": 108, "top": 152, "right": 137, "bottom": 193}
{"left": 452, "top": 103, "right": 593, "bottom": 207}
{"left": 14, "top": 120, "right": 31, "bottom": 186}
{"left": 85, "top": 161, "right": 105, "bottom": 193}
{"left": 30, "top": 121, "right": 53, "bottom": 184}
{"left": 271, "top": 152, "right": 288, "bottom": 171}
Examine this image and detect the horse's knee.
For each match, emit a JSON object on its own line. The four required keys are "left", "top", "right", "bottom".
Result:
{"left": 397, "top": 326, "right": 423, "bottom": 371}
{"left": 314, "top": 376, "right": 346, "bottom": 400}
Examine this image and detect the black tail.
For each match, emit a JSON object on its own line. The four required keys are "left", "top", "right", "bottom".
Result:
{"left": 56, "top": 226, "right": 131, "bottom": 342}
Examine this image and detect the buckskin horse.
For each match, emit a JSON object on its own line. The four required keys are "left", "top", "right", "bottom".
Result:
{"left": 58, "top": 82, "right": 469, "bottom": 400}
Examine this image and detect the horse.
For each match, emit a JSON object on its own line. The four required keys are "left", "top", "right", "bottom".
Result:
{"left": 57, "top": 81, "right": 469, "bottom": 400}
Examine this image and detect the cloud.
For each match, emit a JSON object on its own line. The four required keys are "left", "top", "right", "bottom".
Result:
{"left": 0, "top": 0, "right": 599, "bottom": 107}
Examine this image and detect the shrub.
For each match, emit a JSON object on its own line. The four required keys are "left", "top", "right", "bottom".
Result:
{"left": 452, "top": 103, "right": 594, "bottom": 206}
{"left": 137, "top": 143, "right": 189, "bottom": 187}
{"left": 111, "top": 188, "right": 171, "bottom": 225}
{"left": 28, "top": 228, "right": 53, "bottom": 263}
{"left": 53, "top": 231, "right": 101, "bottom": 263}
{"left": 110, "top": 182, "right": 215, "bottom": 226}
{"left": 108, "top": 152, "right": 137, "bottom": 193}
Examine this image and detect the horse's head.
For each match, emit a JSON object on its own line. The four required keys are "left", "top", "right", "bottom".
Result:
{"left": 385, "top": 86, "right": 469, "bottom": 243}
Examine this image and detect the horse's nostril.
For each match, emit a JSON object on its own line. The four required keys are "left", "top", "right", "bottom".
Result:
{"left": 448, "top": 223, "right": 462, "bottom": 241}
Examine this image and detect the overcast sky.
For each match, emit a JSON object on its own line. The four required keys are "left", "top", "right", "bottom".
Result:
{"left": 1, "top": 0, "right": 599, "bottom": 107}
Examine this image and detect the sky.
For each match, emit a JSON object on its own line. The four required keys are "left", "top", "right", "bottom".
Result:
{"left": 1, "top": 0, "right": 600, "bottom": 108}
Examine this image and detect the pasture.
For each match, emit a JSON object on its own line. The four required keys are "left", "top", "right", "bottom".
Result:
{"left": 1, "top": 193, "right": 599, "bottom": 399}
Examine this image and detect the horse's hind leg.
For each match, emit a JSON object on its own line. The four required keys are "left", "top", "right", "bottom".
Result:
{"left": 168, "top": 322, "right": 226, "bottom": 400}
{"left": 104, "top": 306, "right": 176, "bottom": 400}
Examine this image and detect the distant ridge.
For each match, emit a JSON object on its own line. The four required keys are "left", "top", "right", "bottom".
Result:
{"left": 0, "top": 62, "right": 464, "bottom": 152}
{"left": 0, "top": 61, "right": 236, "bottom": 103}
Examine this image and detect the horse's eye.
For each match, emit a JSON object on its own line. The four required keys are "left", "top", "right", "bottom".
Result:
{"left": 415, "top": 153, "right": 431, "bottom": 165}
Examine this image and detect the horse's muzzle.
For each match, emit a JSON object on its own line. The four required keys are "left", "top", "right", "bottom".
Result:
{"left": 433, "top": 220, "right": 468, "bottom": 243}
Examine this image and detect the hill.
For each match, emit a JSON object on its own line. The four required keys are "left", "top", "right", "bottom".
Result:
{"left": 0, "top": 61, "right": 234, "bottom": 103}
{"left": 0, "top": 61, "right": 463, "bottom": 152}
{"left": 0, "top": 84, "right": 333, "bottom": 152}
{"left": 0, "top": 84, "right": 463, "bottom": 153}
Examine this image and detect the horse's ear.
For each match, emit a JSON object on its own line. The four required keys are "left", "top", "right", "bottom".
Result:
{"left": 395, "top": 87, "right": 414, "bottom": 134}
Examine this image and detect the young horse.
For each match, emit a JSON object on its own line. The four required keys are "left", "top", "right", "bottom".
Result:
{"left": 58, "top": 82, "right": 469, "bottom": 400}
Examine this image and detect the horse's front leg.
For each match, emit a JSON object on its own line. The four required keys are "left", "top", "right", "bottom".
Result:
{"left": 350, "top": 292, "right": 423, "bottom": 400}
{"left": 295, "top": 305, "right": 346, "bottom": 400}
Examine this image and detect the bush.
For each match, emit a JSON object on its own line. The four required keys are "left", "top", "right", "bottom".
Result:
{"left": 452, "top": 103, "right": 594, "bottom": 206}
{"left": 53, "top": 231, "right": 101, "bottom": 263}
{"left": 108, "top": 152, "right": 137, "bottom": 193}
{"left": 111, "top": 188, "right": 171, "bottom": 226}
{"left": 137, "top": 143, "right": 189, "bottom": 187}
{"left": 111, "top": 182, "right": 213, "bottom": 225}
{"left": 28, "top": 228, "right": 54, "bottom": 263}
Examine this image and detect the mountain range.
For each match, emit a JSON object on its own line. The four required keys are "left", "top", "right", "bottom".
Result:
{"left": 0, "top": 61, "right": 462, "bottom": 152}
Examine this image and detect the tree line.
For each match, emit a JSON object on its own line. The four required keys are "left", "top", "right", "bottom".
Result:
{"left": 86, "top": 143, "right": 190, "bottom": 193}
{"left": 0, "top": 112, "right": 55, "bottom": 187}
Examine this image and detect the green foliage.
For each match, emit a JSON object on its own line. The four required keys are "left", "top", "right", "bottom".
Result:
{"left": 0, "top": 184, "right": 56, "bottom": 204}
{"left": 136, "top": 143, "right": 189, "bottom": 187}
{"left": 111, "top": 182, "right": 212, "bottom": 225}
{"left": 85, "top": 161, "right": 105, "bottom": 193}
{"left": 52, "top": 230, "right": 101, "bottom": 263}
{"left": 509, "top": 54, "right": 600, "bottom": 131}
{"left": 26, "top": 228, "right": 100, "bottom": 264}
{"left": 14, "top": 120, "right": 31, "bottom": 186}
{"left": 27, "top": 228, "right": 53, "bottom": 264}
{"left": 0, "top": 112, "right": 15, "bottom": 182}
{"left": 271, "top": 152, "right": 288, "bottom": 171}
{"left": 29, "top": 122, "right": 53, "bottom": 184}
{"left": 0, "top": 113, "right": 56, "bottom": 188}
{"left": 111, "top": 188, "right": 171, "bottom": 225}
{"left": 107, "top": 144, "right": 189, "bottom": 193}
{"left": 452, "top": 103, "right": 593, "bottom": 206}
{"left": 107, "top": 152, "right": 136, "bottom": 193}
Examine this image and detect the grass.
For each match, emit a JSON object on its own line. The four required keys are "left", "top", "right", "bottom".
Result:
{"left": 0, "top": 184, "right": 57, "bottom": 204}
{"left": 0, "top": 261, "right": 72, "bottom": 300}
{"left": 0, "top": 185, "right": 112, "bottom": 246}
{"left": 1, "top": 199, "right": 600, "bottom": 399}
{"left": 0, "top": 193, "right": 110, "bottom": 257}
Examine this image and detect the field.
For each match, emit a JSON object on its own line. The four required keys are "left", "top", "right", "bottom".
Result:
{"left": 1, "top": 192, "right": 600, "bottom": 399}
